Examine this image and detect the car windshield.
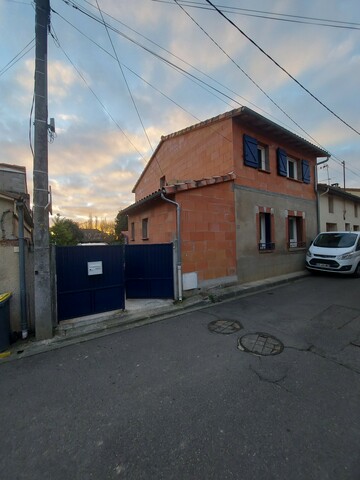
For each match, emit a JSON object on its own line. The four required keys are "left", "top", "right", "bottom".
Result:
{"left": 313, "top": 233, "right": 357, "bottom": 248}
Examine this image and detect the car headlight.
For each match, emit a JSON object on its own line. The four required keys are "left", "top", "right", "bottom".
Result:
{"left": 306, "top": 250, "right": 312, "bottom": 258}
{"left": 338, "top": 251, "right": 355, "bottom": 260}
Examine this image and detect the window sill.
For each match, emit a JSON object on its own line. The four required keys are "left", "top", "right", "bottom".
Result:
{"left": 142, "top": 237, "right": 149, "bottom": 241}
{"left": 258, "top": 168, "right": 271, "bottom": 174}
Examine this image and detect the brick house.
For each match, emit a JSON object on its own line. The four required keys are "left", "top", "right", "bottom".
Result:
{"left": 122, "top": 107, "right": 329, "bottom": 291}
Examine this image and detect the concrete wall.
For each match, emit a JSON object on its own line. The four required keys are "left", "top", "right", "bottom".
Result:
{"left": 234, "top": 185, "right": 317, "bottom": 283}
{"left": 319, "top": 192, "right": 360, "bottom": 232}
{"left": 0, "top": 241, "right": 34, "bottom": 333}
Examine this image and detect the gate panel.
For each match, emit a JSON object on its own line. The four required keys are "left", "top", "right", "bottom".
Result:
{"left": 125, "top": 244, "right": 174, "bottom": 299}
{"left": 56, "top": 245, "right": 125, "bottom": 321}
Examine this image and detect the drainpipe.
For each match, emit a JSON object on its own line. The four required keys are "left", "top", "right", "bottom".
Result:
{"left": 16, "top": 199, "right": 28, "bottom": 339}
{"left": 315, "top": 157, "right": 330, "bottom": 234}
{"left": 161, "top": 192, "right": 182, "bottom": 301}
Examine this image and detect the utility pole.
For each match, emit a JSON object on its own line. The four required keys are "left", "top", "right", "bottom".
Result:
{"left": 33, "top": 0, "right": 53, "bottom": 339}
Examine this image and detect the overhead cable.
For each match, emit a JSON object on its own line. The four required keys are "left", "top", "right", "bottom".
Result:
{"left": 204, "top": 0, "right": 360, "bottom": 137}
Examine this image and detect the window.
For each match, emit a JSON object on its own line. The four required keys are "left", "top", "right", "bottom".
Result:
{"left": 277, "top": 149, "right": 310, "bottom": 183}
{"left": 287, "top": 157, "right": 298, "bottom": 180}
{"left": 259, "top": 212, "right": 274, "bottom": 251}
{"left": 257, "top": 145, "right": 269, "bottom": 171}
{"left": 142, "top": 218, "right": 149, "bottom": 240}
{"left": 130, "top": 222, "right": 135, "bottom": 241}
{"left": 355, "top": 203, "right": 358, "bottom": 218}
{"left": 345, "top": 223, "right": 351, "bottom": 231}
{"left": 288, "top": 216, "right": 305, "bottom": 248}
{"left": 328, "top": 196, "right": 334, "bottom": 214}
{"left": 354, "top": 225, "right": 359, "bottom": 231}
{"left": 243, "top": 134, "right": 269, "bottom": 171}
{"left": 326, "top": 222, "right": 337, "bottom": 232}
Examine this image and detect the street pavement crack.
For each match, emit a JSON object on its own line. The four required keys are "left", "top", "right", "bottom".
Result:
{"left": 249, "top": 364, "right": 290, "bottom": 392}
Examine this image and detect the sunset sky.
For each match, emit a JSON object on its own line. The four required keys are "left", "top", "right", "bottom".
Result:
{"left": 1, "top": 0, "right": 360, "bottom": 224}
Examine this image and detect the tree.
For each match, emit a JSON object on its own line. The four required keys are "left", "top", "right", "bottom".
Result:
{"left": 50, "top": 214, "right": 84, "bottom": 246}
{"left": 114, "top": 211, "right": 128, "bottom": 241}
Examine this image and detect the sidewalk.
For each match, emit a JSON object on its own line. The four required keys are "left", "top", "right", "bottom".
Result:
{"left": 1, "top": 271, "right": 308, "bottom": 362}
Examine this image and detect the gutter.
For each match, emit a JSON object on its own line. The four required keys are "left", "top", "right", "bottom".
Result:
{"left": 161, "top": 192, "right": 182, "bottom": 301}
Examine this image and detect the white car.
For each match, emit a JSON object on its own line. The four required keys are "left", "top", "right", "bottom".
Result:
{"left": 306, "top": 231, "right": 360, "bottom": 276}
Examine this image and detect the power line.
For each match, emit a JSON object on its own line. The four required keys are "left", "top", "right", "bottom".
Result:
{"left": 0, "top": 38, "right": 35, "bottom": 77}
{"left": 55, "top": 1, "right": 360, "bottom": 181}
{"left": 204, "top": 0, "right": 360, "bottom": 137}
{"left": 94, "top": 0, "right": 154, "bottom": 153}
{"left": 49, "top": 25, "right": 147, "bottom": 161}
{"left": 152, "top": 0, "right": 360, "bottom": 30}
{"left": 173, "top": 0, "right": 325, "bottom": 150}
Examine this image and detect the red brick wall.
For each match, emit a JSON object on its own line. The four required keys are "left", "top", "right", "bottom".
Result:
{"left": 128, "top": 182, "right": 236, "bottom": 284}
{"left": 134, "top": 119, "right": 234, "bottom": 201}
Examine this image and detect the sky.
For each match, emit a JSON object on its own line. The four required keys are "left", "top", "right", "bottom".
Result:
{"left": 1, "top": 0, "right": 360, "bottom": 225}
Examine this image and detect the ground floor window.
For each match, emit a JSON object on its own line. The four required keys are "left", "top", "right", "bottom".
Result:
{"left": 258, "top": 209, "right": 275, "bottom": 251}
{"left": 287, "top": 215, "right": 305, "bottom": 248}
{"left": 142, "top": 218, "right": 149, "bottom": 240}
{"left": 326, "top": 222, "right": 337, "bottom": 232}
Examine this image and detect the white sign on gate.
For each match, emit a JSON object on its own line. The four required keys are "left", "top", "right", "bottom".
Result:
{"left": 87, "top": 261, "right": 103, "bottom": 276}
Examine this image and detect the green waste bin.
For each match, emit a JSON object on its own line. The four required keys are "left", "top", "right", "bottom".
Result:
{"left": 0, "top": 293, "right": 12, "bottom": 352}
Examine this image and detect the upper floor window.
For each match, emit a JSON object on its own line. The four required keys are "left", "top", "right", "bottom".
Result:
{"left": 328, "top": 196, "right": 334, "bottom": 214}
{"left": 355, "top": 203, "right": 358, "bottom": 218}
{"left": 131, "top": 222, "right": 135, "bottom": 241}
{"left": 243, "top": 134, "right": 269, "bottom": 171}
{"left": 277, "top": 148, "right": 310, "bottom": 183}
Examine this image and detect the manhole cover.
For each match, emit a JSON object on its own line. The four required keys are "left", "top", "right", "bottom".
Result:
{"left": 208, "top": 320, "right": 242, "bottom": 335}
{"left": 237, "top": 332, "right": 283, "bottom": 356}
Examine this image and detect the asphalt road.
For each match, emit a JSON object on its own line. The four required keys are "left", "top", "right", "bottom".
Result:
{"left": 1, "top": 274, "right": 360, "bottom": 479}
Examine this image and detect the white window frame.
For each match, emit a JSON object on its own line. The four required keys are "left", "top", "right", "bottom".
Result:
{"left": 287, "top": 157, "right": 298, "bottom": 180}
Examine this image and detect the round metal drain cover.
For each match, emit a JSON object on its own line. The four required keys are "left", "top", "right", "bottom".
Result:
{"left": 237, "top": 332, "right": 283, "bottom": 356}
{"left": 208, "top": 320, "right": 242, "bottom": 335}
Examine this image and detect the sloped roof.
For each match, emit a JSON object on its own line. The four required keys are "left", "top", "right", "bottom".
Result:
{"left": 133, "top": 106, "right": 330, "bottom": 192}
{"left": 318, "top": 183, "right": 360, "bottom": 203}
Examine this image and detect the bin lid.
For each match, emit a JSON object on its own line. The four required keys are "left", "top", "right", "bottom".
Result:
{"left": 0, "top": 292, "right": 12, "bottom": 303}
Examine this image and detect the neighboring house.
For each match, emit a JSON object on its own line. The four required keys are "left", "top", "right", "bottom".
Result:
{"left": 318, "top": 183, "right": 360, "bottom": 232}
{"left": 0, "top": 163, "right": 34, "bottom": 335}
{"left": 122, "top": 107, "right": 329, "bottom": 290}
{"left": 80, "top": 228, "right": 110, "bottom": 244}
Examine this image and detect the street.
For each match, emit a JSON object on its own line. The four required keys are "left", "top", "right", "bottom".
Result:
{"left": 0, "top": 274, "right": 360, "bottom": 479}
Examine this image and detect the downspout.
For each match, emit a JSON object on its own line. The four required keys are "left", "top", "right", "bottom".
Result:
{"left": 161, "top": 192, "right": 182, "bottom": 301}
{"left": 315, "top": 157, "right": 330, "bottom": 234}
{"left": 16, "top": 199, "right": 28, "bottom": 339}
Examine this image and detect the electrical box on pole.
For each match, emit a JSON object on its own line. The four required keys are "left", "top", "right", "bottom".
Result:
{"left": 33, "top": 0, "right": 53, "bottom": 339}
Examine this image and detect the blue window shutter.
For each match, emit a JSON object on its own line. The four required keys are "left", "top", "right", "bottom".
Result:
{"left": 243, "top": 134, "right": 259, "bottom": 168}
{"left": 302, "top": 160, "right": 310, "bottom": 184}
{"left": 277, "top": 148, "right": 287, "bottom": 176}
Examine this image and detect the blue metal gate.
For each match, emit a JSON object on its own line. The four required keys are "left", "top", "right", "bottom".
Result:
{"left": 125, "top": 243, "right": 174, "bottom": 299}
{"left": 56, "top": 245, "right": 125, "bottom": 321}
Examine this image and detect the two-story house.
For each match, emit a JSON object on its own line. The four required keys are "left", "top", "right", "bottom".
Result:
{"left": 122, "top": 107, "right": 329, "bottom": 290}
